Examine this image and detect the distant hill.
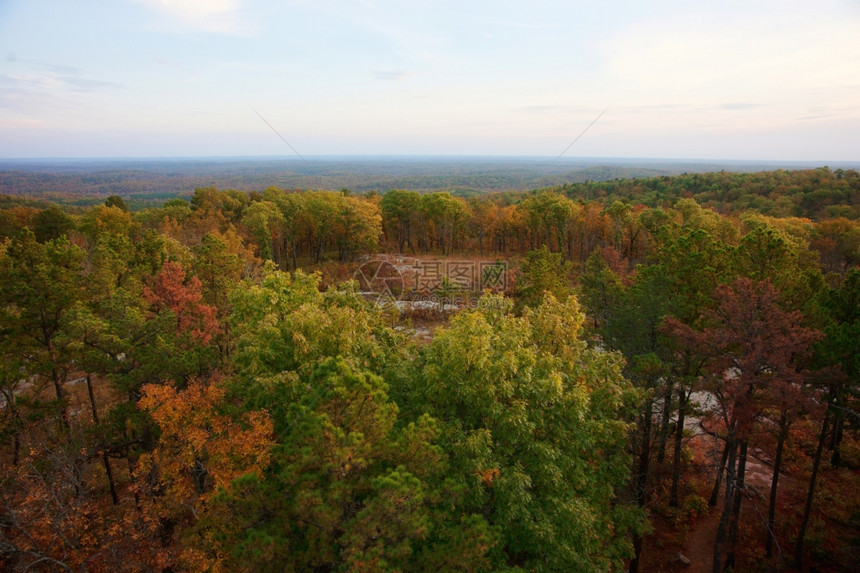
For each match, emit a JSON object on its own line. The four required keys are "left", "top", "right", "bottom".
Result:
{"left": 2, "top": 156, "right": 856, "bottom": 205}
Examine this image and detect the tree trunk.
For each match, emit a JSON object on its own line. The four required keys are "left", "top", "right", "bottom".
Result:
{"left": 129, "top": 457, "right": 141, "bottom": 510}
{"left": 5, "top": 391, "right": 21, "bottom": 466}
{"left": 795, "top": 415, "right": 829, "bottom": 569}
{"left": 670, "top": 387, "right": 687, "bottom": 507}
{"left": 828, "top": 382, "right": 844, "bottom": 468}
{"left": 630, "top": 535, "right": 644, "bottom": 573}
{"left": 629, "top": 399, "right": 654, "bottom": 573}
{"left": 86, "top": 374, "right": 99, "bottom": 425}
{"left": 102, "top": 454, "right": 119, "bottom": 505}
{"left": 628, "top": 231, "right": 639, "bottom": 270}
{"left": 86, "top": 375, "right": 119, "bottom": 505}
{"left": 291, "top": 242, "right": 297, "bottom": 271}
{"left": 656, "top": 388, "right": 672, "bottom": 466}
{"left": 766, "top": 412, "right": 788, "bottom": 558}
{"left": 830, "top": 415, "right": 844, "bottom": 468}
{"left": 725, "top": 439, "right": 748, "bottom": 570}
{"left": 51, "top": 365, "right": 71, "bottom": 431}
{"left": 710, "top": 442, "right": 730, "bottom": 507}
{"left": 713, "top": 433, "right": 737, "bottom": 573}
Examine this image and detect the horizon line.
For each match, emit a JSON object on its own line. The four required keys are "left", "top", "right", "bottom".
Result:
{"left": 0, "top": 154, "right": 858, "bottom": 166}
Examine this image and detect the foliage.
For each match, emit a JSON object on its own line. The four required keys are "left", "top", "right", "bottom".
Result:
{"left": 135, "top": 377, "right": 274, "bottom": 552}
{"left": 2, "top": 166, "right": 860, "bottom": 572}
{"left": 517, "top": 245, "right": 572, "bottom": 307}
{"left": 403, "top": 293, "right": 642, "bottom": 571}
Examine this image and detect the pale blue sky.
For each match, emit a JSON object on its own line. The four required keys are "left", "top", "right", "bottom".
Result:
{"left": 1, "top": 0, "right": 858, "bottom": 160}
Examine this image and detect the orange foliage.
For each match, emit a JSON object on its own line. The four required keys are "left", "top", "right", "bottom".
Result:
{"left": 0, "top": 443, "right": 171, "bottom": 572}
{"left": 135, "top": 379, "right": 273, "bottom": 522}
{"left": 478, "top": 467, "right": 500, "bottom": 487}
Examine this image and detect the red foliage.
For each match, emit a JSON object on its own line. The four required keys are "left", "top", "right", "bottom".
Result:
{"left": 143, "top": 261, "right": 221, "bottom": 344}
{"left": 601, "top": 245, "right": 634, "bottom": 285}
{"left": 664, "top": 278, "right": 822, "bottom": 436}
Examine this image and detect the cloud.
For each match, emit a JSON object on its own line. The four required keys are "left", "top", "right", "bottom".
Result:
{"left": 598, "top": 2, "right": 860, "bottom": 141}
{"left": 490, "top": 21, "right": 559, "bottom": 31}
{"left": 373, "top": 70, "right": 408, "bottom": 81}
{"left": 517, "top": 105, "right": 617, "bottom": 116}
{"left": 718, "top": 103, "right": 764, "bottom": 111}
{"left": 132, "top": 0, "right": 255, "bottom": 35}
{"left": 137, "top": 0, "right": 240, "bottom": 19}
{"left": 520, "top": 104, "right": 579, "bottom": 113}
{"left": 0, "top": 56, "right": 123, "bottom": 118}
{"left": 3, "top": 56, "right": 123, "bottom": 93}
{"left": 154, "top": 56, "right": 199, "bottom": 76}
{"left": 0, "top": 117, "right": 45, "bottom": 131}
{"left": 604, "top": 6, "right": 860, "bottom": 105}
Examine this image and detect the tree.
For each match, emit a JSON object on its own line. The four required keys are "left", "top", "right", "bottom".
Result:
{"left": 0, "top": 205, "right": 38, "bottom": 241}
{"left": 402, "top": 293, "right": 641, "bottom": 571}
{"left": 78, "top": 205, "right": 139, "bottom": 247}
{"left": 200, "top": 269, "right": 494, "bottom": 571}
{"left": 230, "top": 269, "right": 401, "bottom": 385}
{"left": 262, "top": 187, "right": 304, "bottom": 270}
{"left": 815, "top": 269, "right": 860, "bottom": 467}
{"left": 334, "top": 195, "right": 382, "bottom": 262}
{"left": 242, "top": 200, "right": 285, "bottom": 264}
{"left": 664, "top": 278, "right": 821, "bottom": 572}
{"left": 381, "top": 189, "right": 421, "bottom": 253}
{"left": 811, "top": 217, "right": 860, "bottom": 273}
{"left": 518, "top": 192, "right": 574, "bottom": 254}
{"left": 134, "top": 377, "right": 274, "bottom": 568}
{"left": 467, "top": 198, "right": 501, "bottom": 256}
{"left": 143, "top": 260, "right": 220, "bottom": 346}
{"left": 0, "top": 427, "right": 171, "bottom": 572}
{"left": 604, "top": 201, "right": 646, "bottom": 268}
{"left": 104, "top": 195, "right": 129, "bottom": 212}
{"left": 31, "top": 205, "right": 74, "bottom": 243}
{"left": 78, "top": 258, "right": 222, "bottom": 404}
{"left": 791, "top": 270, "right": 860, "bottom": 566}
{"left": 420, "top": 193, "right": 468, "bottom": 255}
{"left": 188, "top": 355, "right": 493, "bottom": 572}
{"left": 734, "top": 216, "right": 815, "bottom": 301}
{"left": 0, "top": 231, "right": 86, "bottom": 430}
{"left": 578, "top": 249, "right": 623, "bottom": 330}
{"left": 516, "top": 245, "right": 571, "bottom": 308}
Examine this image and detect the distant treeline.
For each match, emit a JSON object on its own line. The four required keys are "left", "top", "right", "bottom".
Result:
{"left": 8, "top": 158, "right": 855, "bottom": 202}
{"left": 1, "top": 163, "right": 858, "bottom": 222}
{"left": 552, "top": 167, "right": 860, "bottom": 220}
{"left": 0, "top": 161, "right": 679, "bottom": 201}
{"left": 2, "top": 167, "right": 858, "bottom": 275}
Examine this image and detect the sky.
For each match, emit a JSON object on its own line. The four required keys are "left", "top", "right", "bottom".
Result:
{"left": 0, "top": 0, "right": 859, "bottom": 160}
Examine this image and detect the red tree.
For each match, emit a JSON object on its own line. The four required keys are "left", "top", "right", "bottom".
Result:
{"left": 664, "top": 278, "right": 821, "bottom": 572}
{"left": 143, "top": 261, "right": 220, "bottom": 344}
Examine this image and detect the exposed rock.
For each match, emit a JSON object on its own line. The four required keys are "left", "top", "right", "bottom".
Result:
{"left": 675, "top": 552, "right": 692, "bottom": 567}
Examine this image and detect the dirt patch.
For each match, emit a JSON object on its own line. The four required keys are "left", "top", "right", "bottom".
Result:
{"left": 636, "top": 428, "right": 783, "bottom": 572}
{"left": 680, "top": 502, "right": 723, "bottom": 573}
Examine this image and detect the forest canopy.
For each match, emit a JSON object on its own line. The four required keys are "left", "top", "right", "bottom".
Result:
{"left": 1, "top": 167, "right": 858, "bottom": 572}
